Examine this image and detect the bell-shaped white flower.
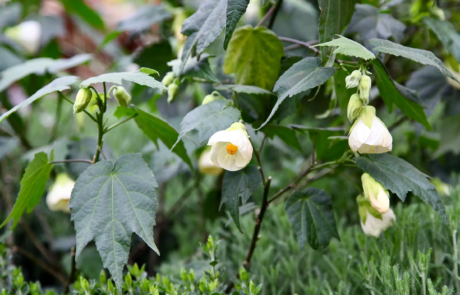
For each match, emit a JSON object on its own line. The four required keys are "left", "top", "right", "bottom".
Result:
{"left": 345, "top": 70, "right": 362, "bottom": 89}
{"left": 348, "top": 106, "right": 392, "bottom": 154}
{"left": 198, "top": 148, "right": 223, "bottom": 176}
{"left": 362, "top": 173, "right": 390, "bottom": 213}
{"left": 5, "top": 21, "right": 41, "bottom": 55}
{"left": 207, "top": 122, "right": 253, "bottom": 171}
{"left": 361, "top": 209, "right": 396, "bottom": 237}
{"left": 46, "top": 174, "right": 75, "bottom": 213}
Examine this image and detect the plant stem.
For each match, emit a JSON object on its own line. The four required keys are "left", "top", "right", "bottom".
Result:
{"left": 64, "top": 246, "right": 76, "bottom": 294}
{"left": 256, "top": 6, "right": 275, "bottom": 27}
{"left": 93, "top": 113, "right": 104, "bottom": 163}
{"left": 50, "top": 159, "right": 93, "bottom": 164}
{"left": 278, "top": 37, "right": 319, "bottom": 54}
{"left": 267, "top": 0, "right": 284, "bottom": 29}
{"left": 104, "top": 114, "right": 138, "bottom": 133}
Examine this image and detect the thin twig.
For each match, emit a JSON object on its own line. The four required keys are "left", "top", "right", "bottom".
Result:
{"left": 64, "top": 247, "right": 76, "bottom": 294}
{"left": 104, "top": 114, "right": 138, "bottom": 133}
{"left": 99, "top": 148, "right": 107, "bottom": 160}
{"left": 278, "top": 36, "right": 319, "bottom": 54}
{"left": 50, "top": 159, "right": 93, "bottom": 164}
{"left": 256, "top": 6, "right": 275, "bottom": 28}
{"left": 267, "top": 0, "right": 284, "bottom": 29}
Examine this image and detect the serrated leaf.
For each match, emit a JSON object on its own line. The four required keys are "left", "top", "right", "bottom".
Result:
{"left": 80, "top": 71, "right": 166, "bottom": 90}
{"left": 180, "top": 0, "right": 226, "bottom": 72}
{"left": 355, "top": 153, "right": 448, "bottom": 225}
{"left": 1, "top": 152, "right": 54, "bottom": 229}
{"left": 224, "top": 0, "right": 249, "bottom": 50}
{"left": 314, "top": 35, "right": 375, "bottom": 60}
{"left": 224, "top": 25, "right": 284, "bottom": 90}
{"left": 171, "top": 100, "right": 241, "bottom": 150}
{"left": 0, "top": 76, "right": 78, "bottom": 124}
{"left": 180, "top": 54, "right": 220, "bottom": 83}
{"left": 318, "top": 0, "right": 358, "bottom": 44}
{"left": 261, "top": 125, "right": 303, "bottom": 153}
{"left": 285, "top": 188, "right": 339, "bottom": 249}
{"left": 372, "top": 59, "right": 432, "bottom": 130}
{"left": 214, "top": 84, "right": 274, "bottom": 95}
{"left": 259, "top": 57, "right": 334, "bottom": 129}
{"left": 133, "top": 108, "right": 193, "bottom": 171}
{"left": 117, "top": 4, "right": 171, "bottom": 32}
{"left": 70, "top": 154, "right": 159, "bottom": 290}
{"left": 369, "top": 38, "right": 459, "bottom": 84}
{"left": 222, "top": 165, "right": 261, "bottom": 231}
{"left": 423, "top": 17, "right": 460, "bottom": 62}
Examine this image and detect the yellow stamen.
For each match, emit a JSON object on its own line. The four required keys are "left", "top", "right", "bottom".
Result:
{"left": 226, "top": 143, "right": 238, "bottom": 155}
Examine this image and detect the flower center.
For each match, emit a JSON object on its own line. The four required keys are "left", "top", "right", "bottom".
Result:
{"left": 226, "top": 143, "right": 238, "bottom": 155}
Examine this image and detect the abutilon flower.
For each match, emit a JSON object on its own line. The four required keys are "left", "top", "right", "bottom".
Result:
{"left": 357, "top": 194, "right": 395, "bottom": 237}
{"left": 46, "top": 174, "right": 75, "bottom": 213}
{"left": 5, "top": 21, "right": 41, "bottom": 54}
{"left": 207, "top": 122, "right": 253, "bottom": 171}
{"left": 198, "top": 148, "right": 223, "bottom": 176}
{"left": 361, "top": 173, "right": 390, "bottom": 214}
{"left": 345, "top": 70, "right": 362, "bottom": 89}
{"left": 348, "top": 106, "right": 392, "bottom": 154}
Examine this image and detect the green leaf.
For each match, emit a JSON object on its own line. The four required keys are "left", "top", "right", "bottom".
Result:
{"left": 178, "top": 54, "right": 220, "bottom": 83}
{"left": 423, "top": 17, "right": 460, "bottom": 62}
{"left": 224, "top": 0, "right": 249, "bottom": 50}
{"left": 259, "top": 57, "right": 334, "bottom": 129}
{"left": 180, "top": 0, "right": 226, "bottom": 72}
{"left": 70, "top": 154, "right": 159, "bottom": 290}
{"left": 80, "top": 71, "right": 166, "bottom": 90}
{"left": 355, "top": 153, "right": 448, "bottom": 225}
{"left": 372, "top": 59, "right": 432, "bottom": 130}
{"left": 314, "top": 35, "right": 375, "bottom": 60}
{"left": 0, "top": 47, "right": 24, "bottom": 72}
{"left": 214, "top": 84, "right": 274, "bottom": 95}
{"left": 285, "top": 188, "right": 339, "bottom": 249}
{"left": 47, "top": 54, "right": 92, "bottom": 73}
{"left": 318, "top": 0, "right": 358, "bottom": 44}
{"left": 60, "top": 0, "right": 105, "bottom": 30}
{"left": 172, "top": 99, "right": 241, "bottom": 149}
{"left": 433, "top": 114, "right": 460, "bottom": 158}
{"left": 117, "top": 4, "right": 171, "bottom": 32}
{"left": 222, "top": 165, "right": 261, "bottom": 231}
{"left": 0, "top": 76, "right": 78, "bottom": 124}
{"left": 261, "top": 125, "right": 303, "bottom": 153}
{"left": 224, "top": 26, "right": 284, "bottom": 90}
{"left": 133, "top": 41, "right": 174, "bottom": 76}
{"left": 1, "top": 152, "right": 54, "bottom": 229}
{"left": 133, "top": 108, "right": 193, "bottom": 171}
{"left": 369, "top": 38, "right": 460, "bottom": 83}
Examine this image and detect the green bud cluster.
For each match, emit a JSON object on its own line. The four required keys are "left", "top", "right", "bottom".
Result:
{"left": 345, "top": 67, "right": 372, "bottom": 123}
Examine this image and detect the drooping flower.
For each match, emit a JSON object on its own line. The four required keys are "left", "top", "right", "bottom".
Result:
{"left": 347, "top": 93, "right": 363, "bottom": 123}
{"left": 113, "top": 86, "right": 131, "bottom": 107}
{"left": 46, "top": 174, "right": 75, "bottom": 213}
{"left": 358, "top": 73, "right": 371, "bottom": 104}
{"left": 357, "top": 194, "right": 395, "bottom": 237}
{"left": 361, "top": 173, "right": 390, "bottom": 214}
{"left": 198, "top": 148, "right": 223, "bottom": 175}
{"left": 345, "top": 70, "right": 362, "bottom": 89}
{"left": 5, "top": 21, "right": 41, "bottom": 55}
{"left": 348, "top": 106, "right": 392, "bottom": 154}
{"left": 207, "top": 122, "right": 253, "bottom": 171}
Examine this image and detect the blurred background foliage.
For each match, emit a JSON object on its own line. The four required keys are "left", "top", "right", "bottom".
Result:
{"left": 0, "top": 0, "right": 460, "bottom": 294}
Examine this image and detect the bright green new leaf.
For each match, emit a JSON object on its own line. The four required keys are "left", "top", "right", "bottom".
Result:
{"left": 222, "top": 165, "right": 262, "bottom": 232}
{"left": 224, "top": 0, "right": 249, "bottom": 50}
{"left": 285, "top": 188, "right": 339, "bottom": 249}
{"left": 224, "top": 26, "right": 284, "bottom": 90}
{"left": 372, "top": 59, "right": 432, "bottom": 130}
{"left": 423, "top": 17, "right": 460, "bottom": 62}
{"left": 314, "top": 35, "right": 375, "bottom": 60}
{"left": 1, "top": 152, "right": 54, "bottom": 229}
{"left": 0, "top": 76, "right": 79, "bottom": 124}
{"left": 70, "top": 154, "right": 159, "bottom": 290}
{"left": 369, "top": 38, "right": 460, "bottom": 84}
{"left": 261, "top": 125, "right": 303, "bottom": 153}
{"left": 214, "top": 84, "right": 274, "bottom": 95}
{"left": 355, "top": 153, "right": 448, "bottom": 225}
{"left": 80, "top": 71, "right": 166, "bottom": 90}
{"left": 259, "top": 57, "right": 334, "bottom": 129}
{"left": 171, "top": 99, "right": 241, "bottom": 150}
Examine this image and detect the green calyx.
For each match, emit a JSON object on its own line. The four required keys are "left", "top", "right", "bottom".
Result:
{"left": 359, "top": 106, "right": 376, "bottom": 128}
{"left": 357, "top": 195, "right": 383, "bottom": 223}
{"left": 226, "top": 122, "right": 249, "bottom": 137}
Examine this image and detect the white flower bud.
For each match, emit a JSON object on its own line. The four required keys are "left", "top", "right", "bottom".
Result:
{"left": 202, "top": 91, "right": 225, "bottom": 105}
{"left": 198, "top": 148, "right": 223, "bottom": 175}
{"left": 345, "top": 70, "right": 361, "bottom": 89}
{"left": 348, "top": 106, "right": 392, "bottom": 154}
{"left": 359, "top": 74, "right": 371, "bottom": 104}
{"left": 113, "top": 86, "right": 131, "bottom": 107}
{"left": 360, "top": 208, "right": 396, "bottom": 237}
{"left": 207, "top": 122, "right": 253, "bottom": 171}
{"left": 5, "top": 21, "right": 41, "bottom": 55}
{"left": 162, "top": 72, "right": 176, "bottom": 87}
{"left": 347, "top": 93, "right": 363, "bottom": 123}
{"left": 167, "top": 83, "right": 179, "bottom": 103}
{"left": 46, "top": 174, "right": 75, "bottom": 213}
{"left": 73, "top": 88, "right": 92, "bottom": 113}
{"left": 361, "top": 173, "right": 390, "bottom": 214}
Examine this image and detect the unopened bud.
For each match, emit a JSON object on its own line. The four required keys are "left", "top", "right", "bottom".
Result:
{"left": 345, "top": 70, "right": 361, "bottom": 89}
{"left": 88, "top": 93, "right": 106, "bottom": 114}
{"left": 114, "top": 86, "right": 131, "bottom": 107}
{"left": 162, "top": 72, "right": 176, "bottom": 87}
{"left": 188, "top": 269, "right": 196, "bottom": 282}
{"left": 347, "top": 94, "right": 363, "bottom": 123}
{"left": 167, "top": 83, "right": 179, "bottom": 103}
{"left": 359, "top": 74, "right": 371, "bottom": 104}
{"left": 73, "top": 88, "right": 92, "bottom": 113}
{"left": 202, "top": 91, "right": 225, "bottom": 105}
{"left": 361, "top": 173, "right": 389, "bottom": 214}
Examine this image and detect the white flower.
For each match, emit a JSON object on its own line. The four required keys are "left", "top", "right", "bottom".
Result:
{"left": 207, "top": 122, "right": 253, "bottom": 171}
{"left": 362, "top": 173, "right": 390, "bottom": 214}
{"left": 198, "top": 148, "right": 223, "bottom": 176}
{"left": 348, "top": 106, "right": 392, "bottom": 154}
{"left": 345, "top": 70, "right": 362, "bottom": 89}
{"left": 5, "top": 21, "right": 41, "bottom": 55}
{"left": 46, "top": 174, "right": 75, "bottom": 213}
{"left": 361, "top": 209, "right": 396, "bottom": 237}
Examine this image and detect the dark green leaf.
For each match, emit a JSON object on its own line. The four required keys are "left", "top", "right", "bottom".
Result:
{"left": 318, "top": 0, "right": 358, "bottom": 44}
{"left": 261, "top": 125, "right": 303, "bottom": 153}
{"left": 70, "top": 154, "right": 159, "bottom": 290}
{"left": 1, "top": 152, "right": 54, "bottom": 229}
{"left": 433, "top": 114, "right": 460, "bottom": 158}
{"left": 133, "top": 41, "right": 174, "bottom": 76}
{"left": 117, "top": 5, "right": 171, "bottom": 32}
{"left": 285, "top": 188, "right": 339, "bottom": 249}
{"left": 222, "top": 165, "right": 261, "bottom": 231}
{"left": 80, "top": 71, "right": 166, "bottom": 90}
{"left": 224, "top": 0, "right": 249, "bottom": 50}
{"left": 423, "top": 17, "right": 460, "bottom": 62}
{"left": 224, "top": 26, "right": 284, "bottom": 90}
{"left": 60, "top": 0, "right": 105, "bottom": 30}
{"left": 259, "top": 57, "right": 334, "bottom": 129}
{"left": 370, "top": 38, "right": 460, "bottom": 83}
{"left": 0, "top": 76, "right": 78, "bottom": 124}
{"left": 334, "top": 69, "right": 356, "bottom": 113}
{"left": 355, "top": 153, "right": 448, "bottom": 225}
{"left": 180, "top": 54, "right": 220, "bottom": 83}
{"left": 214, "top": 84, "right": 274, "bottom": 95}
{"left": 372, "top": 59, "right": 432, "bottom": 130}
